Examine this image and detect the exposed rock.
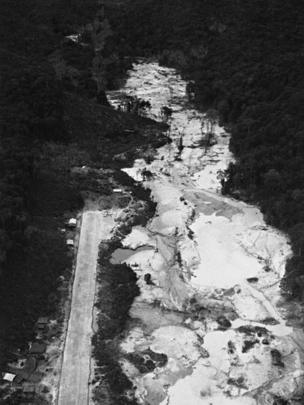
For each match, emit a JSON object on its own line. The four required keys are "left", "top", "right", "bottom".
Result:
{"left": 104, "top": 61, "right": 301, "bottom": 405}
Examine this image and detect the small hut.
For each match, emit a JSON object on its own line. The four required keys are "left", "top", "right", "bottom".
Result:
{"left": 2, "top": 372, "right": 16, "bottom": 382}
{"left": 66, "top": 239, "right": 74, "bottom": 247}
{"left": 67, "top": 218, "right": 77, "bottom": 228}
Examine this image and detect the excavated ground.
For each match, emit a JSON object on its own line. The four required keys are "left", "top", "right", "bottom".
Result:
{"left": 107, "top": 61, "right": 304, "bottom": 405}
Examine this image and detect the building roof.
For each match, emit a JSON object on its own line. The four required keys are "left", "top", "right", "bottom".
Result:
{"left": 2, "top": 372, "right": 16, "bottom": 382}
{"left": 68, "top": 218, "right": 77, "bottom": 226}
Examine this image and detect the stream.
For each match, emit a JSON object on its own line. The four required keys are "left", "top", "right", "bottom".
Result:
{"left": 107, "top": 61, "right": 304, "bottom": 405}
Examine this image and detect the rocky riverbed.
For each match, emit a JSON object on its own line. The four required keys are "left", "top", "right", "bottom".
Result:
{"left": 107, "top": 61, "right": 304, "bottom": 405}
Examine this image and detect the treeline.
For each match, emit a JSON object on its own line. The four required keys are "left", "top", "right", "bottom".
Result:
{"left": 105, "top": 0, "right": 304, "bottom": 298}
{"left": 0, "top": 0, "right": 102, "bottom": 364}
{"left": 0, "top": 0, "right": 167, "bottom": 370}
{"left": 0, "top": 0, "right": 142, "bottom": 367}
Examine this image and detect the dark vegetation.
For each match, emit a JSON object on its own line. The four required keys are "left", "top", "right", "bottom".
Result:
{"left": 93, "top": 256, "right": 139, "bottom": 404}
{"left": 125, "top": 348, "right": 167, "bottom": 373}
{"left": 105, "top": 0, "right": 304, "bottom": 298}
{"left": 0, "top": 0, "right": 94, "bottom": 367}
{"left": 0, "top": 0, "right": 166, "bottom": 375}
{"left": 2, "top": 0, "right": 304, "bottom": 400}
{"left": 92, "top": 181, "right": 157, "bottom": 405}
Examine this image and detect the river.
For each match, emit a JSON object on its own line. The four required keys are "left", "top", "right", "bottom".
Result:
{"left": 107, "top": 61, "right": 304, "bottom": 405}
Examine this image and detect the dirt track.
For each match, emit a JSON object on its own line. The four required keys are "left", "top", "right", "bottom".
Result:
{"left": 58, "top": 210, "right": 115, "bottom": 405}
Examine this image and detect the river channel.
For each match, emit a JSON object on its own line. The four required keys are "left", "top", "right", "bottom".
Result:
{"left": 107, "top": 60, "right": 304, "bottom": 405}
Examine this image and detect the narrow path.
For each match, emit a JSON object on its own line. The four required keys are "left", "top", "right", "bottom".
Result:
{"left": 58, "top": 210, "right": 114, "bottom": 405}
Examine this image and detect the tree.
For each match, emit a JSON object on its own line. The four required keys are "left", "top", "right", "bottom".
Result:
{"left": 186, "top": 81, "right": 195, "bottom": 101}
{"left": 161, "top": 106, "right": 173, "bottom": 122}
{"left": 205, "top": 109, "right": 218, "bottom": 135}
{"left": 264, "top": 169, "right": 281, "bottom": 192}
{"left": 289, "top": 223, "right": 304, "bottom": 256}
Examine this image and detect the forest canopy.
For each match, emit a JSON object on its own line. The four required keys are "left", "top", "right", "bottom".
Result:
{"left": 1, "top": 0, "right": 304, "bottom": 370}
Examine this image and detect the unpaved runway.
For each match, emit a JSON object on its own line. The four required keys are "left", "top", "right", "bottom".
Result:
{"left": 58, "top": 210, "right": 115, "bottom": 405}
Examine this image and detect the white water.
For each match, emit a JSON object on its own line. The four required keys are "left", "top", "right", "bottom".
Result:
{"left": 108, "top": 61, "right": 304, "bottom": 405}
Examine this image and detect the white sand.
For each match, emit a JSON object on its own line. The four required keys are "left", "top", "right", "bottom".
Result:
{"left": 106, "top": 61, "right": 304, "bottom": 405}
{"left": 122, "top": 226, "right": 156, "bottom": 249}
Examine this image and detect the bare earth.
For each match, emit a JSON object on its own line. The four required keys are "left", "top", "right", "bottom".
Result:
{"left": 58, "top": 210, "right": 115, "bottom": 405}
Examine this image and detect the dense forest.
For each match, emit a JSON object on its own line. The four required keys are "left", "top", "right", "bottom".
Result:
{"left": 0, "top": 0, "right": 103, "bottom": 365}
{"left": 0, "top": 0, "right": 156, "bottom": 370}
{"left": 104, "top": 0, "right": 304, "bottom": 298}
{"left": 1, "top": 0, "right": 304, "bottom": 385}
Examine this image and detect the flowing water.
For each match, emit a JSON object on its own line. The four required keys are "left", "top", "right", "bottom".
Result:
{"left": 107, "top": 61, "right": 304, "bottom": 405}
